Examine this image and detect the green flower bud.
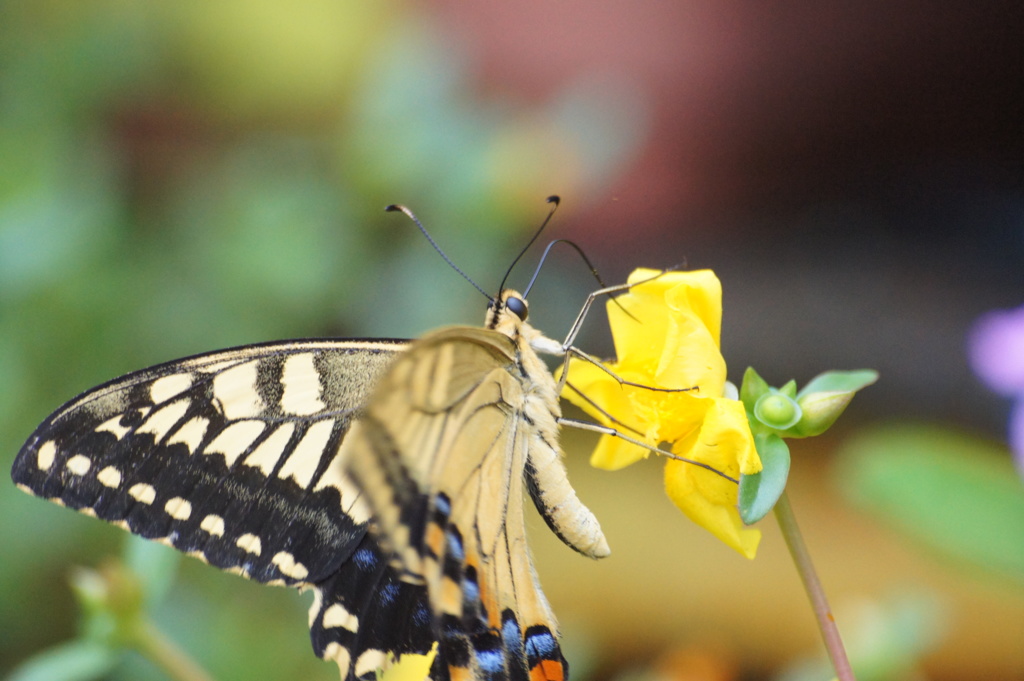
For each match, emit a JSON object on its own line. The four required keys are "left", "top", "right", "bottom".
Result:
{"left": 69, "top": 566, "right": 109, "bottom": 615}
{"left": 69, "top": 562, "right": 144, "bottom": 645}
{"left": 754, "top": 390, "right": 802, "bottom": 429}
{"left": 790, "top": 369, "right": 879, "bottom": 437}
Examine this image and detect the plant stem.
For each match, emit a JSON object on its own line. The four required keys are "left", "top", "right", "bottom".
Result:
{"left": 774, "top": 491, "right": 856, "bottom": 681}
{"left": 133, "top": 619, "right": 217, "bottom": 681}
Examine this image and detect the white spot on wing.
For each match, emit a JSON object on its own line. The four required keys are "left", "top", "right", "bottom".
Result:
{"left": 150, "top": 374, "right": 194, "bottom": 404}
{"left": 200, "top": 514, "right": 225, "bottom": 536}
{"left": 278, "top": 419, "right": 334, "bottom": 489}
{"left": 308, "top": 589, "right": 324, "bottom": 627}
{"left": 354, "top": 650, "right": 387, "bottom": 677}
{"left": 271, "top": 551, "right": 309, "bottom": 580}
{"left": 97, "top": 466, "right": 122, "bottom": 488}
{"left": 137, "top": 400, "right": 190, "bottom": 443}
{"left": 313, "top": 449, "right": 370, "bottom": 524}
{"left": 243, "top": 423, "right": 295, "bottom": 476}
{"left": 95, "top": 415, "right": 130, "bottom": 440}
{"left": 322, "top": 642, "right": 350, "bottom": 669}
{"left": 37, "top": 441, "right": 57, "bottom": 471}
{"left": 168, "top": 416, "right": 209, "bottom": 454}
{"left": 65, "top": 455, "right": 92, "bottom": 476}
{"left": 236, "top": 533, "right": 262, "bottom": 555}
{"left": 281, "top": 353, "right": 326, "bottom": 416}
{"left": 322, "top": 603, "right": 359, "bottom": 632}
{"left": 344, "top": 495, "right": 372, "bottom": 526}
{"left": 164, "top": 497, "right": 192, "bottom": 521}
{"left": 129, "top": 483, "right": 156, "bottom": 504}
{"left": 206, "top": 421, "right": 266, "bottom": 467}
{"left": 213, "top": 360, "right": 264, "bottom": 420}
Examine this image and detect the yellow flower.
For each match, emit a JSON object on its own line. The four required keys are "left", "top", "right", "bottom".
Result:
{"left": 562, "top": 269, "right": 762, "bottom": 558}
{"left": 377, "top": 642, "right": 438, "bottom": 681}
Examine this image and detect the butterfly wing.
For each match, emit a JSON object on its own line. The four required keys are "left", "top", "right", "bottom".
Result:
{"left": 309, "top": 532, "right": 440, "bottom": 678}
{"left": 10, "top": 339, "right": 445, "bottom": 678}
{"left": 13, "top": 316, "right": 603, "bottom": 679}
{"left": 342, "top": 326, "right": 569, "bottom": 680}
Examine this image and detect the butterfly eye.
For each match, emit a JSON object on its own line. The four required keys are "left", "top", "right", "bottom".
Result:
{"left": 506, "top": 296, "right": 528, "bottom": 321}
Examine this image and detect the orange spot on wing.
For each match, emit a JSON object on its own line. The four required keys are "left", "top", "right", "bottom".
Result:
{"left": 530, "top": 660, "right": 565, "bottom": 681}
{"left": 440, "top": 576, "right": 462, "bottom": 614}
{"left": 426, "top": 521, "right": 444, "bottom": 556}
{"left": 449, "top": 666, "right": 472, "bottom": 681}
{"left": 482, "top": 586, "right": 500, "bottom": 628}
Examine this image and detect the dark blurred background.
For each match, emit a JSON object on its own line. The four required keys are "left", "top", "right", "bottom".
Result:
{"left": 1, "top": 2, "right": 1021, "bottom": 680}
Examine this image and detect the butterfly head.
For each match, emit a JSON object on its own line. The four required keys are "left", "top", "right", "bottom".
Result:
{"left": 488, "top": 289, "right": 565, "bottom": 358}
{"left": 487, "top": 289, "right": 531, "bottom": 336}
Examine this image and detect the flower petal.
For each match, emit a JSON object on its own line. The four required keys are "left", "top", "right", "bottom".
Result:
{"left": 607, "top": 269, "right": 723, "bottom": 375}
{"left": 560, "top": 357, "right": 636, "bottom": 427}
{"left": 379, "top": 643, "right": 438, "bottom": 681}
{"left": 714, "top": 399, "right": 762, "bottom": 476}
{"left": 606, "top": 271, "right": 674, "bottom": 375}
{"left": 689, "top": 399, "right": 761, "bottom": 480}
{"left": 664, "top": 269, "right": 722, "bottom": 346}
{"left": 664, "top": 457, "right": 761, "bottom": 559}
{"left": 969, "top": 305, "right": 1024, "bottom": 396}
{"left": 663, "top": 399, "right": 762, "bottom": 558}
{"left": 1010, "top": 399, "right": 1024, "bottom": 477}
{"left": 655, "top": 299, "right": 726, "bottom": 395}
{"left": 590, "top": 435, "right": 649, "bottom": 470}
{"left": 559, "top": 358, "right": 652, "bottom": 469}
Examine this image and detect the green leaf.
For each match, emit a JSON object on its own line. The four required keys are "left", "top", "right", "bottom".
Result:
{"left": 797, "top": 369, "right": 879, "bottom": 398}
{"left": 739, "top": 366, "right": 770, "bottom": 413}
{"left": 789, "top": 369, "right": 879, "bottom": 438}
{"left": 5, "top": 640, "right": 119, "bottom": 681}
{"left": 779, "top": 379, "right": 797, "bottom": 399}
{"left": 739, "top": 433, "right": 791, "bottom": 523}
{"left": 837, "top": 424, "right": 1024, "bottom": 582}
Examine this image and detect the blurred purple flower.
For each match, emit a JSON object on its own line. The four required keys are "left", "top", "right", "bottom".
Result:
{"left": 969, "top": 304, "right": 1024, "bottom": 475}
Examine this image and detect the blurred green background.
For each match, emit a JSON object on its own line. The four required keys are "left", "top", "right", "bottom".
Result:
{"left": 2, "top": 2, "right": 1021, "bottom": 680}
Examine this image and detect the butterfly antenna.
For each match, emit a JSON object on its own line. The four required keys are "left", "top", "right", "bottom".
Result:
{"left": 385, "top": 204, "right": 492, "bottom": 301}
{"left": 497, "top": 195, "right": 561, "bottom": 294}
{"left": 522, "top": 238, "right": 606, "bottom": 297}
{"left": 523, "top": 237, "right": 638, "bottom": 321}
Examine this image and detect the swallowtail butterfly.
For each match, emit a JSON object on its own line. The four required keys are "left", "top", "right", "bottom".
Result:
{"left": 12, "top": 257, "right": 611, "bottom": 678}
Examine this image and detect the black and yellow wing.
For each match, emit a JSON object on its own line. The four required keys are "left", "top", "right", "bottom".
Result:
{"left": 10, "top": 339, "right": 438, "bottom": 678}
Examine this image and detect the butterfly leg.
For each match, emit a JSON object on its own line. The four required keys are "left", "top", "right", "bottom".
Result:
{"left": 556, "top": 268, "right": 674, "bottom": 354}
{"left": 556, "top": 417, "right": 738, "bottom": 483}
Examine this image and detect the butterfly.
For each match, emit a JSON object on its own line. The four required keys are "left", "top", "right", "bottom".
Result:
{"left": 11, "top": 212, "right": 614, "bottom": 680}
